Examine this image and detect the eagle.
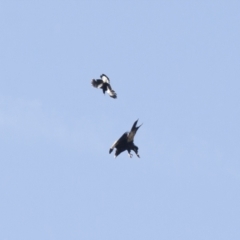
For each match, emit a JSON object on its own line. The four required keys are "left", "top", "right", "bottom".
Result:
{"left": 91, "top": 74, "right": 117, "bottom": 99}
{"left": 109, "top": 119, "right": 142, "bottom": 158}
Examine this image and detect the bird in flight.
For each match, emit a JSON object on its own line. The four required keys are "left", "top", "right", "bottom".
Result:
{"left": 109, "top": 119, "right": 142, "bottom": 158}
{"left": 91, "top": 74, "right": 117, "bottom": 99}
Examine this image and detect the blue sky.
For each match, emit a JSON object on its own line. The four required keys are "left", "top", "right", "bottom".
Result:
{"left": 0, "top": 1, "right": 240, "bottom": 239}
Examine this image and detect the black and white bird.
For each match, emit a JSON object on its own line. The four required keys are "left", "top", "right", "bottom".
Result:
{"left": 91, "top": 74, "right": 117, "bottom": 99}
{"left": 109, "top": 119, "right": 142, "bottom": 158}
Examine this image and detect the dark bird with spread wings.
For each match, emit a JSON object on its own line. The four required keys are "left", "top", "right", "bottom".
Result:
{"left": 91, "top": 74, "right": 117, "bottom": 99}
{"left": 109, "top": 119, "right": 142, "bottom": 158}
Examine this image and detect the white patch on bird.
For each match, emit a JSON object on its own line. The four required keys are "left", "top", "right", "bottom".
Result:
{"left": 107, "top": 89, "right": 116, "bottom": 97}
{"left": 106, "top": 89, "right": 112, "bottom": 95}
{"left": 101, "top": 75, "right": 110, "bottom": 83}
{"left": 97, "top": 83, "right": 103, "bottom": 88}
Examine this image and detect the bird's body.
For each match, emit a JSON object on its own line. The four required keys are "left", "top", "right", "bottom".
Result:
{"left": 109, "top": 119, "right": 142, "bottom": 158}
{"left": 91, "top": 74, "right": 117, "bottom": 99}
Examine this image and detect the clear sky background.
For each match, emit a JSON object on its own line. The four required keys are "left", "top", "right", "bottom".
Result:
{"left": 0, "top": 1, "right": 240, "bottom": 239}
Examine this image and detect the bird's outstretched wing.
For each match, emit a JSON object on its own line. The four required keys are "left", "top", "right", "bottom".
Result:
{"left": 109, "top": 132, "right": 128, "bottom": 153}
{"left": 127, "top": 119, "right": 142, "bottom": 142}
{"left": 91, "top": 79, "right": 103, "bottom": 88}
{"left": 100, "top": 74, "right": 110, "bottom": 83}
{"left": 106, "top": 84, "right": 117, "bottom": 99}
